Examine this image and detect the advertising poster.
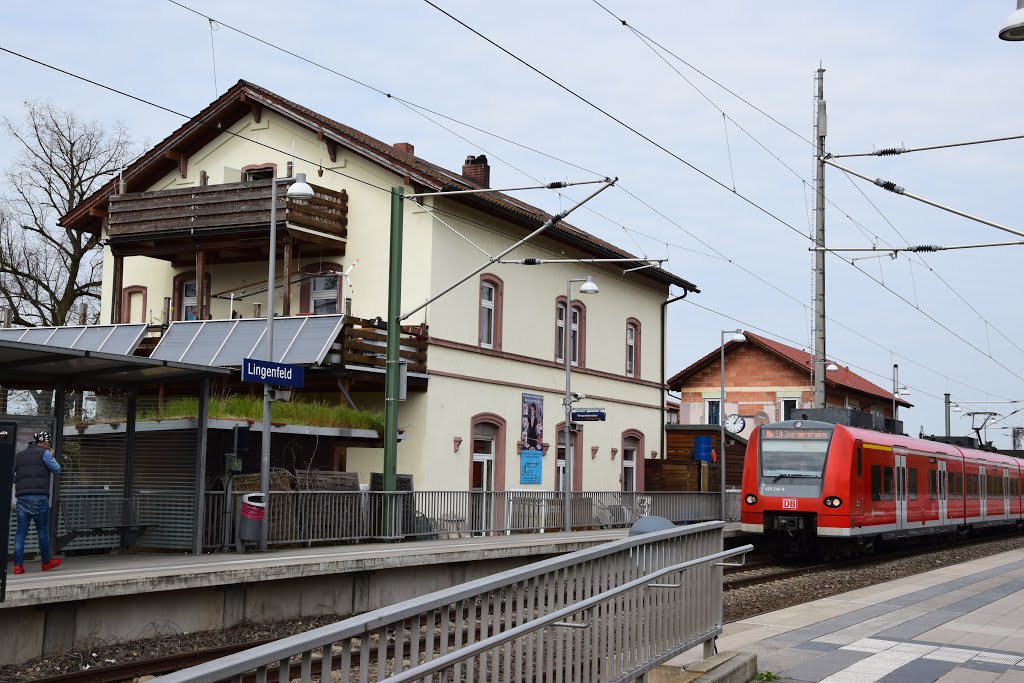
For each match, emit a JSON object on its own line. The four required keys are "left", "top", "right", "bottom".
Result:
{"left": 521, "top": 393, "right": 544, "bottom": 451}
{"left": 520, "top": 450, "right": 543, "bottom": 485}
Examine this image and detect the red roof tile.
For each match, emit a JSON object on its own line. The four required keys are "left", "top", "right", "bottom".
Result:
{"left": 668, "top": 330, "right": 912, "bottom": 407}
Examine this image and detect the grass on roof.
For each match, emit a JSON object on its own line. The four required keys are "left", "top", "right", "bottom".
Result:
{"left": 128, "top": 395, "right": 385, "bottom": 432}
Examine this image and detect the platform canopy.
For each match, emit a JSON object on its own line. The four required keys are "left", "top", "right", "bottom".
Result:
{"left": 0, "top": 323, "right": 147, "bottom": 355}
{"left": 149, "top": 314, "right": 345, "bottom": 367}
{"left": 0, "top": 339, "right": 231, "bottom": 389}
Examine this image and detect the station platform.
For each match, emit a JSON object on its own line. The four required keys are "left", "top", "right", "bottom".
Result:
{"left": 672, "top": 547, "right": 1024, "bottom": 682}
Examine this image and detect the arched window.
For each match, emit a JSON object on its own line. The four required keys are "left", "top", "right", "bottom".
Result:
{"left": 554, "top": 296, "right": 587, "bottom": 368}
{"left": 299, "top": 262, "right": 344, "bottom": 314}
{"left": 479, "top": 274, "right": 503, "bottom": 350}
{"left": 120, "top": 286, "right": 147, "bottom": 324}
{"left": 241, "top": 163, "right": 277, "bottom": 182}
{"left": 621, "top": 429, "right": 645, "bottom": 492}
{"left": 626, "top": 317, "right": 641, "bottom": 378}
{"left": 469, "top": 413, "right": 507, "bottom": 493}
{"left": 554, "top": 422, "right": 583, "bottom": 492}
{"left": 172, "top": 271, "right": 210, "bottom": 321}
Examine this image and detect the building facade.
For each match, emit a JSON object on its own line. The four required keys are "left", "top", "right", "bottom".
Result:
{"left": 62, "top": 80, "right": 699, "bottom": 494}
{"left": 668, "top": 331, "right": 911, "bottom": 441}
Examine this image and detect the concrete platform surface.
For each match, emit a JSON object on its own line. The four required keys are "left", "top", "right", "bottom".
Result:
{"left": 2, "top": 529, "right": 628, "bottom": 609}
{"left": 671, "top": 547, "right": 1024, "bottom": 682}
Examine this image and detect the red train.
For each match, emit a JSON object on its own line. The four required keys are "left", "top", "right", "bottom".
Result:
{"left": 740, "top": 419, "right": 1024, "bottom": 559}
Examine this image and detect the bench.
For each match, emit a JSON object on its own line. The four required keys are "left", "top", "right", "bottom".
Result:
{"left": 56, "top": 496, "right": 153, "bottom": 552}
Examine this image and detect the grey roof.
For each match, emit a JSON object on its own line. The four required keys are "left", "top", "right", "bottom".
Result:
{"left": 0, "top": 339, "right": 231, "bottom": 388}
{"left": 150, "top": 315, "right": 344, "bottom": 367}
{"left": 0, "top": 324, "right": 147, "bottom": 355}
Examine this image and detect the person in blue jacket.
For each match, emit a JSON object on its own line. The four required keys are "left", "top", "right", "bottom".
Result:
{"left": 13, "top": 431, "right": 63, "bottom": 574}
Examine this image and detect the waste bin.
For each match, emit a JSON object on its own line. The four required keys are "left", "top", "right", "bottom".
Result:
{"left": 236, "top": 493, "right": 266, "bottom": 546}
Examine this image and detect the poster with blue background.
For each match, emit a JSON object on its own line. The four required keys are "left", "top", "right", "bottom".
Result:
{"left": 520, "top": 449, "right": 543, "bottom": 485}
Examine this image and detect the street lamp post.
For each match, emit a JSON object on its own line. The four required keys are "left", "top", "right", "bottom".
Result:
{"left": 259, "top": 172, "right": 314, "bottom": 551}
{"left": 563, "top": 276, "right": 599, "bottom": 532}
{"left": 719, "top": 329, "right": 746, "bottom": 522}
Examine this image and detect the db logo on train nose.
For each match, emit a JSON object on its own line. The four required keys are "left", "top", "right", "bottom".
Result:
{"left": 782, "top": 498, "right": 798, "bottom": 509}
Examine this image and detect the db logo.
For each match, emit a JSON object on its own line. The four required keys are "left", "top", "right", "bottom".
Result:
{"left": 782, "top": 498, "right": 798, "bottom": 509}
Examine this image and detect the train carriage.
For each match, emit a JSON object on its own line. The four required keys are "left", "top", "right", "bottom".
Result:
{"left": 741, "top": 419, "right": 1024, "bottom": 559}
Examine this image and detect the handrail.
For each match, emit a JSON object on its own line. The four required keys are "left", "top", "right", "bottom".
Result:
{"left": 156, "top": 521, "right": 729, "bottom": 682}
{"left": 386, "top": 544, "right": 753, "bottom": 683}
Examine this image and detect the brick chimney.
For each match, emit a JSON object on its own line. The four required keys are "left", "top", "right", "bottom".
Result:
{"left": 462, "top": 154, "right": 490, "bottom": 188}
{"left": 394, "top": 142, "right": 414, "bottom": 156}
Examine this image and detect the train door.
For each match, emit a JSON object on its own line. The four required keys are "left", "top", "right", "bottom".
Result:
{"left": 938, "top": 459, "right": 948, "bottom": 525}
{"left": 979, "top": 465, "right": 987, "bottom": 522}
{"left": 895, "top": 453, "right": 907, "bottom": 531}
{"left": 1003, "top": 469, "right": 1011, "bottom": 520}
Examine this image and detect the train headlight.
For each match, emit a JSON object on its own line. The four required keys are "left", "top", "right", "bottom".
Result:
{"left": 744, "top": 494, "right": 757, "bottom": 505}
{"left": 823, "top": 496, "right": 843, "bottom": 508}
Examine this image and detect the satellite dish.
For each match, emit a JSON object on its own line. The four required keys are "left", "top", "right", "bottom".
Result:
{"left": 753, "top": 411, "right": 770, "bottom": 425}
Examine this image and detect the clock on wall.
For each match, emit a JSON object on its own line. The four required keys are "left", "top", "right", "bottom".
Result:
{"left": 724, "top": 414, "right": 746, "bottom": 434}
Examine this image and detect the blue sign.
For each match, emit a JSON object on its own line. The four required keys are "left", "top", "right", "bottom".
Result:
{"left": 520, "top": 449, "right": 543, "bottom": 485}
{"left": 241, "top": 358, "right": 305, "bottom": 388}
{"left": 570, "top": 409, "right": 606, "bottom": 422}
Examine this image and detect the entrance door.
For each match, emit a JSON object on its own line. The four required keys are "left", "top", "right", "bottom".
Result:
{"left": 895, "top": 454, "right": 907, "bottom": 531}
{"left": 471, "top": 429, "right": 496, "bottom": 534}
{"left": 979, "top": 465, "right": 987, "bottom": 522}
{"left": 938, "top": 459, "right": 948, "bottom": 526}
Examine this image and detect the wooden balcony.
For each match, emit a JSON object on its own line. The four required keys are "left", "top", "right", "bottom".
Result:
{"left": 342, "top": 316, "right": 428, "bottom": 375}
{"left": 106, "top": 179, "right": 348, "bottom": 264}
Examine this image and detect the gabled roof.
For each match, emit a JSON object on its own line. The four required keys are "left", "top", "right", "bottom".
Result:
{"left": 62, "top": 80, "right": 698, "bottom": 293}
{"left": 667, "top": 330, "right": 912, "bottom": 408}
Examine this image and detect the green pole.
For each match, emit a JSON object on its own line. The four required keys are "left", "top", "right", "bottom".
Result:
{"left": 383, "top": 186, "right": 404, "bottom": 494}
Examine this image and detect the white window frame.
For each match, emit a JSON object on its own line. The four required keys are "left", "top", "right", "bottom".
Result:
{"left": 622, "top": 437, "right": 638, "bottom": 492}
{"left": 555, "top": 303, "right": 566, "bottom": 362}
{"left": 480, "top": 282, "right": 495, "bottom": 349}
{"left": 570, "top": 306, "right": 580, "bottom": 367}
{"left": 705, "top": 398, "right": 722, "bottom": 426}
{"left": 782, "top": 398, "right": 799, "bottom": 421}
{"left": 310, "top": 274, "right": 339, "bottom": 314}
{"left": 626, "top": 323, "right": 636, "bottom": 377}
{"left": 181, "top": 280, "right": 198, "bottom": 321}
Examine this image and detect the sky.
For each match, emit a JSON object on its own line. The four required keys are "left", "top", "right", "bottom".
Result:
{"left": 1, "top": 2, "right": 1022, "bottom": 446}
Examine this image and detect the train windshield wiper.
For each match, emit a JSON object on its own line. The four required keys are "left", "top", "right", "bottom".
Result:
{"left": 771, "top": 472, "right": 818, "bottom": 482}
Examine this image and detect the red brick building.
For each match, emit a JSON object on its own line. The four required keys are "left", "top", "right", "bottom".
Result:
{"left": 667, "top": 331, "right": 912, "bottom": 442}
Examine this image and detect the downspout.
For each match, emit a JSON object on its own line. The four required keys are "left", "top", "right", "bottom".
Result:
{"left": 661, "top": 291, "right": 689, "bottom": 464}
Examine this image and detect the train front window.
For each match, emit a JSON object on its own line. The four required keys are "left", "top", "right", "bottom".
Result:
{"left": 761, "top": 439, "right": 830, "bottom": 479}
{"left": 758, "top": 426, "right": 833, "bottom": 496}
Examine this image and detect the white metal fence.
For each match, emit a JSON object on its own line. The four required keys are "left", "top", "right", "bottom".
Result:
{"left": 203, "top": 490, "right": 740, "bottom": 550}
{"left": 160, "top": 521, "right": 751, "bottom": 683}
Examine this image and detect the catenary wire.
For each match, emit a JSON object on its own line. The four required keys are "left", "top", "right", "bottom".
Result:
{"left": 591, "top": 1, "right": 1024, "bottom": 359}
{"left": 3, "top": 39, "right": 1014, "bottom": 406}
{"left": 164, "top": 0, "right": 1019, "bottom": 398}
{"left": 421, "top": 1, "right": 1024, "bottom": 389}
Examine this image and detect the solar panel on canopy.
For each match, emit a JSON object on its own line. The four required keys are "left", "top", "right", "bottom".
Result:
{"left": 150, "top": 315, "right": 344, "bottom": 367}
{"left": 212, "top": 320, "right": 266, "bottom": 367}
{"left": 282, "top": 316, "right": 346, "bottom": 365}
{"left": 0, "top": 324, "right": 147, "bottom": 354}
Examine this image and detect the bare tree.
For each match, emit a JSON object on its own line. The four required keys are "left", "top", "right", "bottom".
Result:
{"left": 0, "top": 100, "right": 133, "bottom": 326}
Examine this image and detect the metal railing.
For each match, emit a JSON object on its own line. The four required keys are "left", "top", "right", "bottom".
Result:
{"left": 159, "top": 521, "right": 751, "bottom": 683}
{"left": 203, "top": 490, "right": 739, "bottom": 549}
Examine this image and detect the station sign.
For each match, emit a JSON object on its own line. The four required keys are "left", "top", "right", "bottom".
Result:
{"left": 242, "top": 358, "right": 305, "bottom": 388}
{"left": 570, "top": 409, "right": 606, "bottom": 422}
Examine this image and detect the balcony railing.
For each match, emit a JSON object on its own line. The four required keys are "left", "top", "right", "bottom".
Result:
{"left": 340, "top": 316, "right": 428, "bottom": 374}
{"left": 107, "top": 179, "right": 347, "bottom": 240}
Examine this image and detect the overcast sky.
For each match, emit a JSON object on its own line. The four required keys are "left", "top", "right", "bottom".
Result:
{"left": 2, "top": 2, "right": 1022, "bottom": 445}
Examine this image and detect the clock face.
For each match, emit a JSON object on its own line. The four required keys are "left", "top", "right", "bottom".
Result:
{"left": 724, "top": 414, "right": 746, "bottom": 434}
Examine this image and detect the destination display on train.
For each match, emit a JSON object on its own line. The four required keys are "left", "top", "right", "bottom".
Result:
{"left": 762, "top": 428, "right": 831, "bottom": 440}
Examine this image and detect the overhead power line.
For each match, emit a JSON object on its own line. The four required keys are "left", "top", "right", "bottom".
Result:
{"left": 832, "top": 132, "right": 1024, "bottom": 158}
{"left": 168, "top": 0, "right": 1023, "bottom": 385}
{"left": 586, "top": 0, "right": 1024, "bottom": 362}
{"left": 420, "top": 1, "right": 1024, "bottom": 389}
